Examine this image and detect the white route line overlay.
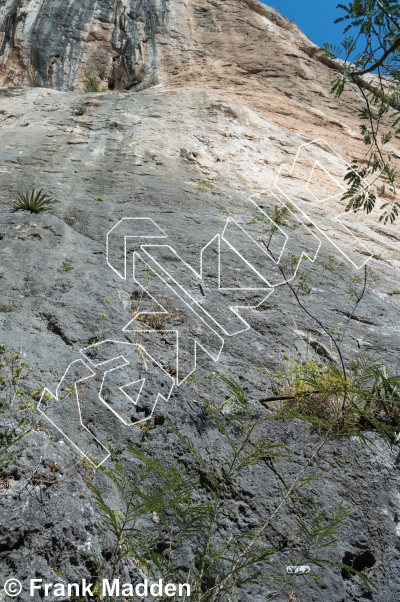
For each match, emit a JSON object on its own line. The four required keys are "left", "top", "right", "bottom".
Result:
{"left": 37, "top": 359, "right": 111, "bottom": 468}
{"left": 79, "top": 339, "right": 175, "bottom": 425}
{"left": 274, "top": 137, "right": 373, "bottom": 270}
{"left": 106, "top": 217, "right": 168, "bottom": 280}
{"left": 38, "top": 343, "right": 175, "bottom": 468}
{"left": 248, "top": 190, "right": 322, "bottom": 286}
{"left": 125, "top": 252, "right": 225, "bottom": 385}
{"left": 38, "top": 138, "right": 374, "bottom": 466}
{"left": 134, "top": 236, "right": 274, "bottom": 338}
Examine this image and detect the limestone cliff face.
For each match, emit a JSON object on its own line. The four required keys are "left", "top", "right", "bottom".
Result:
{"left": 1, "top": 3, "right": 400, "bottom": 602}
{"left": 0, "top": 0, "right": 381, "bottom": 170}
{"left": 0, "top": 0, "right": 311, "bottom": 92}
{"left": 0, "top": 0, "right": 168, "bottom": 90}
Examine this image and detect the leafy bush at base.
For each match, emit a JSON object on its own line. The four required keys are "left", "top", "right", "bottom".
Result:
{"left": 89, "top": 377, "right": 376, "bottom": 601}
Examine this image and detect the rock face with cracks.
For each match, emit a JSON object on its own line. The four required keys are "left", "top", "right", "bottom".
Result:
{"left": 0, "top": 0, "right": 306, "bottom": 91}
{"left": 0, "top": 1, "right": 400, "bottom": 601}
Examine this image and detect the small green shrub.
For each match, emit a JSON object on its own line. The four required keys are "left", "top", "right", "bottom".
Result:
{"left": 0, "top": 304, "right": 19, "bottom": 313}
{"left": 0, "top": 420, "right": 28, "bottom": 470}
{"left": 90, "top": 377, "right": 375, "bottom": 598}
{"left": 74, "top": 104, "right": 88, "bottom": 116}
{"left": 62, "top": 263, "right": 74, "bottom": 272}
{"left": 84, "top": 70, "right": 100, "bottom": 93}
{"left": 18, "top": 400, "right": 34, "bottom": 412}
{"left": 263, "top": 354, "right": 400, "bottom": 443}
{"left": 318, "top": 256, "right": 379, "bottom": 303}
{"left": 192, "top": 181, "right": 212, "bottom": 193}
{"left": 280, "top": 252, "right": 312, "bottom": 295}
{"left": 0, "top": 342, "right": 30, "bottom": 409}
{"left": 12, "top": 189, "right": 54, "bottom": 213}
{"left": 136, "top": 416, "right": 155, "bottom": 434}
{"left": 247, "top": 202, "right": 297, "bottom": 238}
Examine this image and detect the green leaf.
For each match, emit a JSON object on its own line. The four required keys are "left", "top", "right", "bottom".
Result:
{"left": 12, "top": 189, "right": 55, "bottom": 213}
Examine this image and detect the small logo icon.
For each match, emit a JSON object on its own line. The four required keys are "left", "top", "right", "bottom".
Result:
{"left": 4, "top": 579, "right": 22, "bottom": 596}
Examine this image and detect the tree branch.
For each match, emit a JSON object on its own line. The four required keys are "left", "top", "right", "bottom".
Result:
{"left": 352, "top": 36, "right": 400, "bottom": 76}
{"left": 377, "top": 0, "right": 400, "bottom": 31}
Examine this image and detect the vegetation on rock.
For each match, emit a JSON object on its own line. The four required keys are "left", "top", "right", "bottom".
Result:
{"left": 12, "top": 189, "right": 55, "bottom": 213}
{"left": 323, "top": 0, "right": 400, "bottom": 223}
{"left": 90, "top": 377, "right": 376, "bottom": 601}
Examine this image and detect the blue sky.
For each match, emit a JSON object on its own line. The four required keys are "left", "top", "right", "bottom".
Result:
{"left": 264, "top": 1, "right": 349, "bottom": 48}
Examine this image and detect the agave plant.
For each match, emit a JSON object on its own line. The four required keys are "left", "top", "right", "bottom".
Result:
{"left": 12, "top": 189, "right": 55, "bottom": 213}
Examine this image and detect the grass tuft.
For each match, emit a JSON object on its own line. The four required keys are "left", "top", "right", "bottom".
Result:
{"left": 74, "top": 104, "right": 88, "bottom": 116}
{"left": 0, "top": 304, "right": 20, "bottom": 313}
{"left": 192, "top": 181, "right": 212, "bottom": 193}
{"left": 62, "top": 263, "right": 74, "bottom": 272}
{"left": 12, "top": 189, "right": 54, "bottom": 213}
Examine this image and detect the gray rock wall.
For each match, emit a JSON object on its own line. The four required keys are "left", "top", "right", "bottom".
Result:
{"left": 0, "top": 85, "right": 400, "bottom": 601}
{"left": 0, "top": 0, "right": 169, "bottom": 90}
{"left": 0, "top": 1, "right": 400, "bottom": 600}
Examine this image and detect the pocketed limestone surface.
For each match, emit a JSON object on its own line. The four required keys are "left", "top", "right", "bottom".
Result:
{"left": 0, "top": 2, "right": 400, "bottom": 601}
